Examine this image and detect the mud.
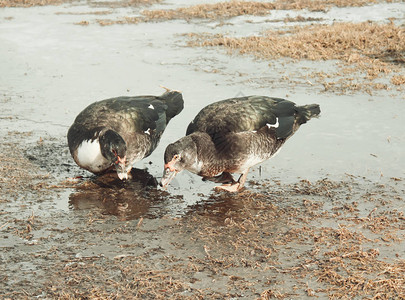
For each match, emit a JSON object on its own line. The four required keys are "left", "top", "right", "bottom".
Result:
{"left": 1, "top": 0, "right": 404, "bottom": 299}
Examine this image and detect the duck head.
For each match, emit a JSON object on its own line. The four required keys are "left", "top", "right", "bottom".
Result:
{"left": 160, "top": 136, "right": 198, "bottom": 188}
{"left": 100, "top": 130, "right": 129, "bottom": 180}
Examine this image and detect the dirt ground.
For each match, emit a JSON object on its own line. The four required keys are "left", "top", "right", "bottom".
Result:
{"left": 1, "top": 129, "right": 404, "bottom": 299}
{"left": 1, "top": 0, "right": 404, "bottom": 299}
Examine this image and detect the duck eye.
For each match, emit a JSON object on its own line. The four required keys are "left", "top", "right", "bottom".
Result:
{"left": 173, "top": 154, "right": 180, "bottom": 160}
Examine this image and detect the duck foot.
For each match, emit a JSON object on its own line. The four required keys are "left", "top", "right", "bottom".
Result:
{"left": 214, "top": 169, "right": 250, "bottom": 193}
{"left": 214, "top": 183, "right": 243, "bottom": 192}
{"left": 203, "top": 172, "right": 235, "bottom": 184}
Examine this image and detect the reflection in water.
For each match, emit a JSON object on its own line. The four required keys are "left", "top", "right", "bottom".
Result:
{"left": 68, "top": 168, "right": 173, "bottom": 220}
{"left": 68, "top": 168, "right": 264, "bottom": 222}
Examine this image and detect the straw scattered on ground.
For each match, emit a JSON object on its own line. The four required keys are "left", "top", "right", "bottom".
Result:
{"left": 95, "top": 0, "right": 388, "bottom": 25}
{"left": 88, "top": 0, "right": 405, "bottom": 94}
{"left": 41, "top": 180, "right": 405, "bottom": 298}
{"left": 0, "top": 133, "right": 51, "bottom": 203}
{"left": 141, "top": 0, "right": 382, "bottom": 21}
{"left": 0, "top": 0, "right": 72, "bottom": 7}
{"left": 1, "top": 0, "right": 394, "bottom": 10}
{"left": 0, "top": 0, "right": 158, "bottom": 8}
{"left": 188, "top": 21, "right": 405, "bottom": 94}
{"left": 189, "top": 22, "right": 404, "bottom": 65}
{"left": 1, "top": 133, "right": 404, "bottom": 299}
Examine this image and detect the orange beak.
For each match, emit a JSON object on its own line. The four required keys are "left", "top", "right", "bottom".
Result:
{"left": 164, "top": 159, "right": 176, "bottom": 172}
{"left": 160, "top": 158, "right": 178, "bottom": 188}
{"left": 115, "top": 155, "right": 128, "bottom": 180}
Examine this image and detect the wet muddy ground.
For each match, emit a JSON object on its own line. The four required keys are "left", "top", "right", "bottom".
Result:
{"left": 1, "top": 0, "right": 404, "bottom": 299}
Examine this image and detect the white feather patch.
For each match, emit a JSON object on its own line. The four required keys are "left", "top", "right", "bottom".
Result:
{"left": 144, "top": 128, "right": 151, "bottom": 135}
{"left": 266, "top": 117, "right": 279, "bottom": 129}
{"left": 76, "top": 139, "right": 109, "bottom": 172}
{"left": 148, "top": 104, "right": 154, "bottom": 109}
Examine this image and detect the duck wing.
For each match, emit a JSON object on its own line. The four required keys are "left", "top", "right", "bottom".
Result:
{"left": 69, "top": 91, "right": 184, "bottom": 158}
{"left": 73, "top": 96, "right": 168, "bottom": 136}
{"left": 186, "top": 96, "right": 297, "bottom": 144}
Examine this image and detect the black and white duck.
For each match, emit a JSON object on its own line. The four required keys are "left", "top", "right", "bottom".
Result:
{"left": 160, "top": 95, "right": 320, "bottom": 192}
{"left": 68, "top": 90, "right": 183, "bottom": 180}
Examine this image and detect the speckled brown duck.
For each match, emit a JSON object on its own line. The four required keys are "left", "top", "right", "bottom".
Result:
{"left": 68, "top": 90, "right": 183, "bottom": 180}
{"left": 160, "top": 95, "right": 320, "bottom": 192}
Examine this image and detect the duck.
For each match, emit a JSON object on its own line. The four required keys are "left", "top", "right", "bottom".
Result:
{"left": 67, "top": 90, "right": 184, "bottom": 180}
{"left": 160, "top": 95, "right": 320, "bottom": 192}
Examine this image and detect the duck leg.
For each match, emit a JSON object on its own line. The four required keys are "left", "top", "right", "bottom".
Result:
{"left": 202, "top": 172, "right": 235, "bottom": 184}
{"left": 215, "top": 168, "right": 249, "bottom": 192}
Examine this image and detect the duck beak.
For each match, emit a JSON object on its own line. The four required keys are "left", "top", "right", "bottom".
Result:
{"left": 117, "top": 169, "right": 128, "bottom": 180}
{"left": 160, "top": 162, "right": 178, "bottom": 188}
{"left": 160, "top": 168, "right": 177, "bottom": 188}
{"left": 115, "top": 156, "right": 128, "bottom": 180}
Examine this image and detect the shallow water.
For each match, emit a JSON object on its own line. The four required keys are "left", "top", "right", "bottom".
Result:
{"left": 2, "top": 2, "right": 404, "bottom": 181}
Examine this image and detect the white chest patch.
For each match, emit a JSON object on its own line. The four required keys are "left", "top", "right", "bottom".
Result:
{"left": 76, "top": 139, "right": 110, "bottom": 172}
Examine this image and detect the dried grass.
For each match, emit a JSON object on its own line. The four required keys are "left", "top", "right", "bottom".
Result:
{"left": 392, "top": 74, "right": 405, "bottom": 85}
{"left": 0, "top": 0, "right": 69, "bottom": 7}
{"left": 89, "top": 0, "right": 160, "bottom": 9}
{"left": 95, "top": 0, "right": 390, "bottom": 25}
{"left": 180, "top": 180, "right": 405, "bottom": 299}
{"left": 0, "top": 0, "right": 158, "bottom": 7}
{"left": 1, "top": 116, "right": 404, "bottom": 298}
{"left": 188, "top": 21, "right": 405, "bottom": 93}
{"left": 142, "top": 2, "right": 276, "bottom": 21}
{"left": 315, "top": 246, "right": 405, "bottom": 298}
{"left": 2, "top": 148, "right": 404, "bottom": 299}
{"left": 190, "top": 22, "right": 404, "bottom": 65}
{"left": 0, "top": 138, "right": 50, "bottom": 202}
{"left": 141, "top": 0, "right": 382, "bottom": 21}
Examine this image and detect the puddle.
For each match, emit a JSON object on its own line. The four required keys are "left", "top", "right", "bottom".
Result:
{"left": 67, "top": 170, "right": 168, "bottom": 220}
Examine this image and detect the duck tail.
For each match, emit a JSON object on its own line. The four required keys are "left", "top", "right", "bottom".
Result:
{"left": 296, "top": 104, "right": 321, "bottom": 125}
{"left": 160, "top": 89, "right": 184, "bottom": 122}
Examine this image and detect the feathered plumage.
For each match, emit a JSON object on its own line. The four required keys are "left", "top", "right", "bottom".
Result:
{"left": 68, "top": 90, "right": 183, "bottom": 179}
{"left": 161, "top": 95, "right": 320, "bottom": 191}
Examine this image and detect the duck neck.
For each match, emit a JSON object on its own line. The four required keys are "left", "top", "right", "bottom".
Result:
{"left": 188, "top": 132, "right": 229, "bottom": 176}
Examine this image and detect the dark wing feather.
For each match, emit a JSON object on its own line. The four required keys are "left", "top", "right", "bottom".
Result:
{"left": 73, "top": 96, "right": 167, "bottom": 135}
{"left": 157, "top": 91, "right": 184, "bottom": 122}
{"left": 69, "top": 91, "right": 184, "bottom": 159}
{"left": 186, "top": 97, "right": 283, "bottom": 134}
{"left": 186, "top": 96, "right": 298, "bottom": 149}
